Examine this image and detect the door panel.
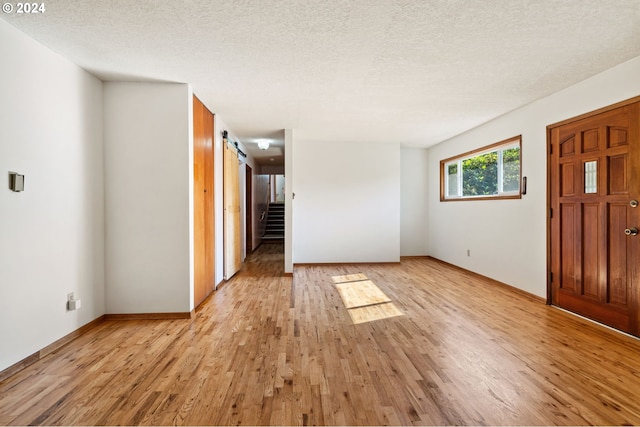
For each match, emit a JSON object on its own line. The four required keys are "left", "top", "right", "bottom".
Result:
{"left": 550, "top": 100, "right": 639, "bottom": 336}
{"left": 224, "top": 143, "right": 241, "bottom": 279}
{"left": 245, "top": 165, "right": 253, "bottom": 254}
{"left": 609, "top": 204, "right": 628, "bottom": 305}
{"left": 581, "top": 203, "right": 599, "bottom": 299}
{"left": 560, "top": 203, "right": 576, "bottom": 292}
{"left": 193, "top": 96, "right": 215, "bottom": 307}
{"left": 204, "top": 106, "right": 215, "bottom": 296}
{"left": 193, "top": 96, "right": 206, "bottom": 306}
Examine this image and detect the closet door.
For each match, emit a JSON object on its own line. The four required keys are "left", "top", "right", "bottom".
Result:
{"left": 203, "top": 106, "right": 214, "bottom": 296}
{"left": 224, "top": 143, "right": 241, "bottom": 279}
{"left": 193, "top": 96, "right": 215, "bottom": 307}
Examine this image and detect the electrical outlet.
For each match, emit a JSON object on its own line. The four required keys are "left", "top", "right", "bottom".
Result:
{"left": 67, "top": 292, "right": 81, "bottom": 311}
{"left": 68, "top": 299, "right": 81, "bottom": 311}
{"left": 467, "top": 249, "right": 471, "bottom": 257}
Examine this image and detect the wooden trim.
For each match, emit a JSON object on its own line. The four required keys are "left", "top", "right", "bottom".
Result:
{"left": 400, "top": 255, "right": 430, "bottom": 260}
{"left": 0, "top": 353, "right": 39, "bottom": 383}
{"left": 546, "top": 95, "right": 640, "bottom": 129}
{"left": 105, "top": 311, "right": 194, "bottom": 321}
{"left": 427, "top": 256, "right": 546, "bottom": 304}
{"left": 440, "top": 135, "right": 522, "bottom": 165}
{"left": 283, "top": 272, "right": 293, "bottom": 277}
{"left": 39, "top": 315, "right": 107, "bottom": 357}
{"left": 546, "top": 124, "right": 554, "bottom": 305}
{"left": 0, "top": 315, "right": 106, "bottom": 383}
{"left": 294, "top": 262, "right": 402, "bottom": 267}
{"left": 440, "top": 194, "right": 521, "bottom": 202}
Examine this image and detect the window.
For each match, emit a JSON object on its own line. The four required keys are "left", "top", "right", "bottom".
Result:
{"left": 441, "top": 135, "right": 522, "bottom": 201}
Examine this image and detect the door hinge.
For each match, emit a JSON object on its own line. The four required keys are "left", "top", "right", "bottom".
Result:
{"left": 549, "top": 143, "right": 553, "bottom": 155}
{"left": 549, "top": 208, "right": 553, "bottom": 218}
{"left": 549, "top": 272, "right": 553, "bottom": 283}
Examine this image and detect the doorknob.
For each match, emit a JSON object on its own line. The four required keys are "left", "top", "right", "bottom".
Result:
{"left": 625, "top": 227, "right": 638, "bottom": 236}
{"left": 631, "top": 200, "right": 639, "bottom": 208}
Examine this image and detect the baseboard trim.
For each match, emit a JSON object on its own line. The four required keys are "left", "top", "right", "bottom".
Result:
{"left": 0, "top": 353, "right": 40, "bottom": 383}
{"left": 0, "top": 314, "right": 107, "bottom": 383}
{"left": 294, "top": 261, "right": 401, "bottom": 267}
{"left": 400, "top": 255, "right": 430, "bottom": 260}
{"left": 105, "top": 311, "right": 195, "bottom": 321}
{"left": 427, "top": 256, "right": 546, "bottom": 303}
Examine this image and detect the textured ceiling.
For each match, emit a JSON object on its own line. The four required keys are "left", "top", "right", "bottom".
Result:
{"left": 3, "top": 0, "right": 639, "bottom": 163}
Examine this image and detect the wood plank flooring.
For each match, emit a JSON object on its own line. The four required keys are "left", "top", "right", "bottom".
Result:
{"left": 2, "top": 242, "right": 640, "bottom": 425}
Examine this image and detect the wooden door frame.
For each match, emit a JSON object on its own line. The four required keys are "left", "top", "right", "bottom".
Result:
{"left": 546, "top": 95, "right": 640, "bottom": 305}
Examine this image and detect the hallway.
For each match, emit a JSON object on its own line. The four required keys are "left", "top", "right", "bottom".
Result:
{"left": 2, "top": 245, "right": 640, "bottom": 425}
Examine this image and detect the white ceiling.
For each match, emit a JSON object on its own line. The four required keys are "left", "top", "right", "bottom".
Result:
{"left": 3, "top": 0, "right": 639, "bottom": 163}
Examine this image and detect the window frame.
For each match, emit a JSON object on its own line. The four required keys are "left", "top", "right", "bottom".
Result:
{"left": 440, "top": 135, "right": 522, "bottom": 201}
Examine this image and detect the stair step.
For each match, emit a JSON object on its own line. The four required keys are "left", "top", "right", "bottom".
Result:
{"left": 264, "top": 203, "right": 285, "bottom": 242}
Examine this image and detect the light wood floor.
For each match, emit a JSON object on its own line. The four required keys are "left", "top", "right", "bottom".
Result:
{"left": 2, "top": 243, "right": 640, "bottom": 425}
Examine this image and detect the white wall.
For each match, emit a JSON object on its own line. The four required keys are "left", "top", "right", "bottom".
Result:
{"left": 0, "top": 20, "right": 105, "bottom": 372}
{"left": 400, "top": 148, "right": 429, "bottom": 256}
{"left": 293, "top": 140, "right": 401, "bottom": 263}
{"left": 104, "top": 82, "right": 192, "bottom": 313}
{"left": 284, "top": 129, "right": 294, "bottom": 272}
{"left": 427, "top": 56, "right": 640, "bottom": 298}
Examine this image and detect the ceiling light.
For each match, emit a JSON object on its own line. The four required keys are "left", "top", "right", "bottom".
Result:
{"left": 257, "top": 140, "right": 270, "bottom": 150}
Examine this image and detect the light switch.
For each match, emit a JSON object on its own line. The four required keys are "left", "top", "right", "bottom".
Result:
{"left": 9, "top": 173, "right": 24, "bottom": 192}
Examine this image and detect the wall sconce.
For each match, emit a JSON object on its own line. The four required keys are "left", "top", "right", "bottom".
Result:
{"left": 257, "top": 140, "right": 270, "bottom": 150}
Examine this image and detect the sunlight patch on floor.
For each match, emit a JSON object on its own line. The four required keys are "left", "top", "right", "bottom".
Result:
{"left": 331, "top": 273, "right": 403, "bottom": 324}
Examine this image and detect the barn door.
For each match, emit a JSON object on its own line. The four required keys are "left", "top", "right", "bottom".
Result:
{"left": 549, "top": 99, "right": 640, "bottom": 335}
{"left": 223, "top": 142, "right": 242, "bottom": 279}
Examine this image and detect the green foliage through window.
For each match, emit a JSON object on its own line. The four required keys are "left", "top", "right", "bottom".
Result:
{"left": 463, "top": 152, "right": 498, "bottom": 196}
{"left": 442, "top": 136, "right": 521, "bottom": 200}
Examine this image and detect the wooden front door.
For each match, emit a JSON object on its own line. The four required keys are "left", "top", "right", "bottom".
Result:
{"left": 549, "top": 98, "right": 640, "bottom": 335}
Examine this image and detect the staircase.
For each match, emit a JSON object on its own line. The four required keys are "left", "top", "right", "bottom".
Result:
{"left": 263, "top": 203, "right": 284, "bottom": 242}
